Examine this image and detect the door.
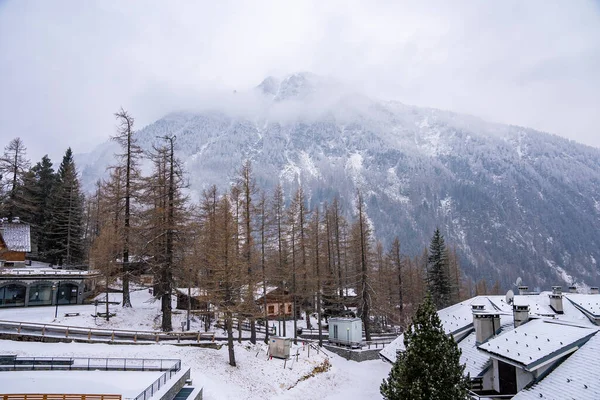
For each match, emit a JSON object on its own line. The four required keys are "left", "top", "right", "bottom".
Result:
{"left": 498, "top": 361, "right": 517, "bottom": 394}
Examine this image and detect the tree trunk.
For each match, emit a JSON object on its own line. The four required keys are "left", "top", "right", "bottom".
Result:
{"left": 226, "top": 312, "right": 236, "bottom": 367}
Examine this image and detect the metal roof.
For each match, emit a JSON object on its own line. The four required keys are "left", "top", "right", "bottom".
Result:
{"left": 478, "top": 319, "right": 597, "bottom": 371}
{"left": 459, "top": 332, "right": 492, "bottom": 377}
{"left": 0, "top": 223, "right": 31, "bottom": 253}
{"left": 512, "top": 332, "right": 600, "bottom": 400}
{"left": 564, "top": 294, "right": 600, "bottom": 317}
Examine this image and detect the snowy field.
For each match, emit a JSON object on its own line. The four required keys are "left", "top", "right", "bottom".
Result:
{"left": 0, "top": 289, "right": 392, "bottom": 399}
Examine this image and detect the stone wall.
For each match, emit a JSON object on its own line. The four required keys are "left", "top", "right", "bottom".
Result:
{"left": 323, "top": 344, "right": 382, "bottom": 362}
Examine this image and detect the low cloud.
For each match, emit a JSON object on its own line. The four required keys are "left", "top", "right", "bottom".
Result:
{"left": 1, "top": 0, "right": 599, "bottom": 163}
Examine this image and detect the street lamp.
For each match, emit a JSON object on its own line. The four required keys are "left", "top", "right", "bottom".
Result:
{"left": 52, "top": 281, "right": 60, "bottom": 318}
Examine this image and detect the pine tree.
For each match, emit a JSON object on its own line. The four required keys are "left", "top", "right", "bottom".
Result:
{"left": 427, "top": 228, "right": 451, "bottom": 309}
{"left": 31, "top": 156, "right": 58, "bottom": 261}
{"left": 380, "top": 293, "right": 469, "bottom": 400}
{"left": 47, "top": 148, "right": 85, "bottom": 266}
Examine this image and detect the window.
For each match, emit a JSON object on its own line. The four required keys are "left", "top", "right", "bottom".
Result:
{"left": 287, "top": 304, "right": 292, "bottom": 313}
{"left": 333, "top": 324, "right": 338, "bottom": 339}
{"left": 268, "top": 305, "right": 275, "bottom": 314}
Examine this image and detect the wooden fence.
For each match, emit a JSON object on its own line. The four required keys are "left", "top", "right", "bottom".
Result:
{"left": 1, "top": 395, "right": 121, "bottom": 400}
{"left": 0, "top": 320, "right": 215, "bottom": 344}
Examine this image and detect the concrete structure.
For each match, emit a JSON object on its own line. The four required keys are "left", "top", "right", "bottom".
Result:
{"left": 268, "top": 336, "right": 292, "bottom": 359}
{"left": 328, "top": 317, "right": 362, "bottom": 347}
{"left": 0, "top": 268, "right": 99, "bottom": 308}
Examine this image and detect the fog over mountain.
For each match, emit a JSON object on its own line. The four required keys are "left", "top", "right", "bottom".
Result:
{"left": 77, "top": 73, "right": 600, "bottom": 289}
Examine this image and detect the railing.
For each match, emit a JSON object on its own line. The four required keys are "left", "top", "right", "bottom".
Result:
{"left": 132, "top": 361, "right": 182, "bottom": 400}
{"left": 362, "top": 338, "right": 395, "bottom": 349}
{"left": 0, "top": 320, "right": 216, "bottom": 343}
{"left": 0, "top": 358, "right": 181, "bottom": 400}
{"left": 0, "top": 269, "right": 100, "bottom": 276}
{"left": 468, "top": 390, "right": 517, "bottom": 399}
{"left": 1, "top": 395, "right": 121, "bottom": 400}
{"left": 0, "top": 356, "right": 180, "bottom": 372}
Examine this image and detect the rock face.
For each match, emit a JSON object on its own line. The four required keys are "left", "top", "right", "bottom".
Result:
{"left": 78, "top": 73, "right": 600, "bottom": 288}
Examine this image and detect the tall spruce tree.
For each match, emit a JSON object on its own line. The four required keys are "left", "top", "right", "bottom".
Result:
{"left": 31, "top": 155, "right": 58, "bottom": 261}
{"left": 48, "top": 148, "right": 85, "bottom": 266}
{"left": 380, "top": 293, "right": 469, "bottom": 400}
{"left": 427, "top": 228, "right": 451, "bottom": 309}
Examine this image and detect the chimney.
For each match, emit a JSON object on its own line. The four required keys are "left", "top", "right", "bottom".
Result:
{"left": 549, "top": 288, "right": 564, "bottom": 314}
{"left": 518, "top": 285, "right": 529, "bottom": 295}
{"left": 569, "top": 286, "right": 578, "bottom": 294}
{"left": 590, "top": 287, "right": 599, "bottom": 295}
{"left": 552, "top": 286, "right": 562, "bottom": 294}
{"left": 513, "top": 304, "right": 530, "bottom": 328}
{"left": 472, "top": 304, "right": 500, "bottom": 344}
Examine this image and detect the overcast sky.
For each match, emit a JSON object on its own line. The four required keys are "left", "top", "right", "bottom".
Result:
{"left": 1, "top": 0, "right": 599, "bottom": 163}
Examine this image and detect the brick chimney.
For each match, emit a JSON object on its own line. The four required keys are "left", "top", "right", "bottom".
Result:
{"left": 472, "top": 304, "right": 500, "bottom": 344}
{"left": 549, "top": 286, "right": 563, "bottom": 314}
{"left": 513, "top": 304, "right": 530, "bottom": 328}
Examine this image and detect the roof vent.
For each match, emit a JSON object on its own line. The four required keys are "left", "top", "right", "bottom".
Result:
{"left": 552, "top": 286, "right": 562, "bottom": 295}
{"left": 513, "top": 304, "right": 530, "bottom": 328}
{"left": 473, "top": 308, "right": 500, "bottom": 345}
{"left": 518, "top": 285, "right": 529, "bottom": 295}
{"left": 549, "top": 292, "right": 564, "bottom": 314}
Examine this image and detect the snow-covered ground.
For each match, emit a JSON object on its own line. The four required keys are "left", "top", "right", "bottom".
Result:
{"left": 0, "top": 289, "right": 392, "bottom": 399}
{"left": 2, "top": 370, "right": 162, "bottom": 397}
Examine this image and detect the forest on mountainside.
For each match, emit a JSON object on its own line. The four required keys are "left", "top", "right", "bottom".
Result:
{"left": 1, "top": 111, "right": 497, "bottom": 364}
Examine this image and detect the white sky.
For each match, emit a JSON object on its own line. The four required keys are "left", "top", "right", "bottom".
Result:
{"left": 1, "top": 0, "right": 599, "bottom": 163}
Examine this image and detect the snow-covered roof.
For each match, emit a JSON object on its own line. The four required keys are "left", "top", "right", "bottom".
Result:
{"left": 564, "top": 294, "right": 600, "bottom": 319}
{"left": 0, "top": 223, "right": 31, "bottom": 252}
{"left": 459, "top": 332, "right": 492, "bottom": 378}
{"left": 380, "top": 292, "right": 600, "bottom": 365}
{"left": 512, "top": 333, "right": 600, "bottom": 400}
{"left": 175, "top": 287, "right": 208, "bottom": 297}
{"left": 478, "top": 319, "right": 597, "bottom": 371}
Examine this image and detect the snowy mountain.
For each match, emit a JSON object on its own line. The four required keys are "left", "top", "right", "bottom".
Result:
{"left": 78, "top": 72, "right": 600, "bottom": 288}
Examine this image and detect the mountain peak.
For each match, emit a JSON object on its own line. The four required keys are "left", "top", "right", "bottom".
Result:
{"left": 257, "top": 72, "right": 339, "bottom": 102}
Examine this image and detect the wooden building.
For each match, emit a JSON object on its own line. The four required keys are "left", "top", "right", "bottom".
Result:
{"left": 255, "top": 287, "right": 296, "bottom": 319}
{"left": 0, "top": 220, "right": 31, "bottom": 267}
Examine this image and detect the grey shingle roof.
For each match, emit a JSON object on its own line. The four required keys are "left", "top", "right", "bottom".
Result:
{"left": 513, "top": 332, "right": 600, "bottom": 400}
{"left": 0, "top": 223, "right": 31, "bottom": 252}
{"left": 478, "top": 319, "right": 597, "bottom": 371}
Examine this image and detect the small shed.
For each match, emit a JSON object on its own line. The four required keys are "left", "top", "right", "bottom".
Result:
{"left": 268, "top": 336, "right": 292, "bottom": 359}
{"left": 328, "top": 317, "right": 362, "bottom": 347}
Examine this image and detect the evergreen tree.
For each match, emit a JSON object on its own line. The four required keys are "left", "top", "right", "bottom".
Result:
{"left": 47, "top": 148, "right": 85, "bottom": 265}
{"left": 380, "top": 293, "right": 469, "bottom": 400}
{"left": 31, "top": 155, "right": 58, "bottom": 260}
{"left": 427, "top": 228, "right": 451, "bottom": 309}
